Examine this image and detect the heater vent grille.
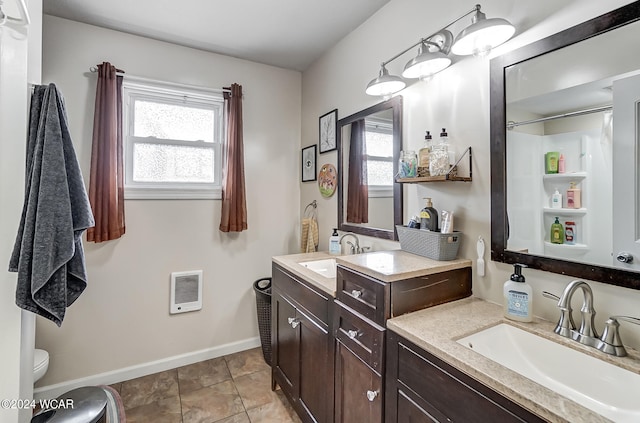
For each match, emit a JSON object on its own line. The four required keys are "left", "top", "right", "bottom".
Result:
{"left": 170, "top": 270, "right": 203, "bottom": 314}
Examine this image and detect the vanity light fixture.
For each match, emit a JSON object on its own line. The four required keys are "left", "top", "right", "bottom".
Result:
{"left": 366, "top": 4, "right": 515, "bottom": 96}
{"left": 365, "top": 63, "right": 407, "bottom": 96}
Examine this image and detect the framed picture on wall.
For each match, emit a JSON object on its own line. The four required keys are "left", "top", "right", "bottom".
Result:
{"left": 301, "top": 145, "right": 317, "bottom": 182}
{"left": 319, "top": 109, "right": 338, "bottom": 153}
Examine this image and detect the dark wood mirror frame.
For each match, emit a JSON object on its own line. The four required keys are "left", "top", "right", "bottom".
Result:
{"left": 337, "top": 96, "right": 403, "bottom": 240}
{"left": 490, "top": 1, "right": 640, "bottom": 290}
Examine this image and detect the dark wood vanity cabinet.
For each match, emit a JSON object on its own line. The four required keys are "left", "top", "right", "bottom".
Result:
{"left": 385, "top": 331, "right": 547, "bottom": 423}
{"left": 333, "top": 264, "right": 471, "bottom": 423}
{"left": 272, "top": 264, "right": 334, "bottom": 423}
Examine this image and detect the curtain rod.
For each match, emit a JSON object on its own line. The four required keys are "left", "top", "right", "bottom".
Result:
{"left": 88, "top": 67, "right": 230, "bottom": 94}
{"left": 507, "top": 105, "right": 612, "bottom": 129}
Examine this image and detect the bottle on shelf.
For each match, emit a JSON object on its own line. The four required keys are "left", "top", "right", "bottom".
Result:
{"left": 551, "top": 188, "right": 562, "bottom": 209}
{"left": 441, "top": 128, "right": 456, "bottom": 168}
{"left": 567, "top": 182, "right": 582, "bottom": 209}
{"left": 399, "top": 150, "right": 418, "bottom": 178}
{"left": 558, "top": 154, "right": 566, "bottom": 173}
{"left": 418, "top": 131, "right": 433, "bottom": 177}
{"left": 550, "top": 217, "right": 564, "bottom": 244}
{"left": 565, "top": 221, "right": 576, "bottom": 245}
{"left": 545, "top": 151, "right": 559, "bottom": 174}
{"left": 429, "top": 129, "right": 449, "bottom": 176}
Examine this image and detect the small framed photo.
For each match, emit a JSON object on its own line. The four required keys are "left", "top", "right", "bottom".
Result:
{"left": 301, "top": 145, "right": 317, "bottom": 182}
{"left": 319, "top": 109, "right": 338, "bottom": 154}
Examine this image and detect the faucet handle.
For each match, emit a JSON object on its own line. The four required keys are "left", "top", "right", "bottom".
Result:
{"left": 542, "top": 291, "right": 559, "bottom": 302}
{"left": 612, "top": 316, "right": 640, "bottom": 326}
{"left": 597, "top": 316, "right": 640, "bottom": 357}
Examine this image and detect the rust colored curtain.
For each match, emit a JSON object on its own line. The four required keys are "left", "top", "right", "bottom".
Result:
{"left": 346, "top": 119, "right": 368, "bottom": 223}
{"left": 86, "top": 62, "right": 125, "bottom": 242}
{"left": 220, "top": 83, "right": 247, "bottom": 232}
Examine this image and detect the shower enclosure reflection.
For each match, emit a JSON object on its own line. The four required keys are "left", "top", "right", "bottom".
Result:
{"left": 491, "top": 2, "right": 640, "bottom": 289}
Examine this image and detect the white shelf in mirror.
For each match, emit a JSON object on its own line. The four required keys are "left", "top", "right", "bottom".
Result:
{"left": 542, "top": 207, "right": 587, "bottom": 215}
{"left": 544, "top": 241, "right": 589, "bottom": 251}
{"left": 542, "top": 172, "right": 587, "bottom": 181}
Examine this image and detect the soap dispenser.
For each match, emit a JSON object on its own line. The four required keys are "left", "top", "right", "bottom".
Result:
{"left": 503, "top": 264, "right": 532, "bottom": 322}
{"left": 329, "top": 228, "right": 341, "bottom": 255}
{"left": 419, "top": 198, "right": 439, "bottom": 231}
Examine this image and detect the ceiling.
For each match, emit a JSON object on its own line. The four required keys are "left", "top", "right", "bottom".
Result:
{"left": 43, "top": 0, "right": 390, "bottom": 71}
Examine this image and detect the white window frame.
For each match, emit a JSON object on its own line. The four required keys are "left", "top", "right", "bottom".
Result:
{"left": 365, "top": 118, "right": 394, "bottom": 198}
{"left": 122, "top": 79, "right": 225, "bottom": 200}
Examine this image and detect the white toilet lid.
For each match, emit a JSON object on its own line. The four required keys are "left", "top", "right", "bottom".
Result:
{"left": 34, "top": 349, "right": 49, "bottom": 371}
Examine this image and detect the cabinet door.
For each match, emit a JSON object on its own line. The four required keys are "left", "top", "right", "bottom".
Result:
{"left": 273, "top": 292, "right": 299, "bottom": 396}
{"left": 335, "top": 341, "right": 383, "bottom": 423}
{"left": 298, "top": 308, "right": 332, "bottom": 423}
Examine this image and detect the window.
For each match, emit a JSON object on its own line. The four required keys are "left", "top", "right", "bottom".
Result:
{"left": 364, "top": 117, "right": 394, "bottom": 197}
{"left": 123, "top": 80, "right": 225, "bottom": 199}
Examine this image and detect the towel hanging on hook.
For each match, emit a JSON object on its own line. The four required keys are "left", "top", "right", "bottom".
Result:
{"left": 301, "top": 200, "right": 319, "bottom": 253}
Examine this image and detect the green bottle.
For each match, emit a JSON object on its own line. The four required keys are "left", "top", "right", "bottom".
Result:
{"left": 550, "top": 217, "right": 564, "bottom": 244}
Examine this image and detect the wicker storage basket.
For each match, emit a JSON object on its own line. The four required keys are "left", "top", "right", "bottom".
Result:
{"left": 396, "top": 225, "right": 461, "bottom": 260}
{"left": 253, "top": 278, "right": 272, "bottom": 365}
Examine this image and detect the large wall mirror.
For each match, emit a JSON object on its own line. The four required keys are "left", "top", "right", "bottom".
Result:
{"left": 491, "top": 1, "right": 640, "bottom": 290}
{"left": 337, "top": 96, "right": 403, "bottom": 240}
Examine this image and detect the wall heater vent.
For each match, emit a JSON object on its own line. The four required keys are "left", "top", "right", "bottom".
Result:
{"left": 170, "top": 270, "right": 203, "bottom": 314}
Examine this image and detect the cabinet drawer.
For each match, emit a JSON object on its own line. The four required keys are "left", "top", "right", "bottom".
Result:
{"left": 387, "top": 332, "right": 546, "bottom": 423}
{"left": 336, "top": 266, "right": 387, "bottom": 326}
{"left": 390, "top": 267, "right": 472, "bottom": 318}
{"left": 273, "top": 264, "right": 330, "bottom": 326}
{"left": 335, "top": 302, "right": 385, "bottom": 373}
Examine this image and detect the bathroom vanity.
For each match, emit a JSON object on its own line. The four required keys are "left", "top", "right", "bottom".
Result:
{"left": 271, "top": 251, "right": 640, "bottom": 422}
{"left": 271, "top": 250, "right": 472, "bottom": 423}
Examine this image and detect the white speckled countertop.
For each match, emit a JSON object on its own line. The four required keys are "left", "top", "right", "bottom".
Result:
{"left": 272, "top": 250, "right": 472, "bottom": 296}
{"left": 336, "top": 250, "right": 471, "bottom": 283}
{"left": 272, "top": 251, "right": 338, "bottom": 295}
{"left": 387, "top": 297, "right": 640, "bottom": 423}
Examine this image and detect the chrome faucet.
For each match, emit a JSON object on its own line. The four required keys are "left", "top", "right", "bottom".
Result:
{"left": 543, "top": 280, "right": 598, "bottom": 347}
{"left": 339, "top": 232, "right": 361, "bottom": 254}
{"left": 544, "top": 281, "right": 640, "bottom": 357}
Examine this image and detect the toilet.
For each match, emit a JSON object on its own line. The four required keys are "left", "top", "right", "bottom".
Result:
{"left": 33, "top": 349, "right": 49, "bottom": 383}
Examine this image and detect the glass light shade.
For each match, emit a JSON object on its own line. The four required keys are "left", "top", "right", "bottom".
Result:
{"left": 402, "top": 50, "right": 452, "bottom": 79}
{"left": 366, "top": 65, "right": 406, "bottom": 96}
{"left": 452, "top": 13, "right": 515, "bottom": 56}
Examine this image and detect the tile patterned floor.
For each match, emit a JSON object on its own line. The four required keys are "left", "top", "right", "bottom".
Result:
{"left": 109, "top": 348, "right": 302, "bottom": 423}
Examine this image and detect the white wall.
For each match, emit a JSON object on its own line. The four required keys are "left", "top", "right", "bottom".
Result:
{"left": 301, "top": 0, "right": 640, "bottom": 349}
{"left": 36, "top": 15, "right": 301, "bottom": 389}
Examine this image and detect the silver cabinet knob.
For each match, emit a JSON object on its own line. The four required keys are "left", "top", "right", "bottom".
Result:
{"left": 366, "top": 390, "right": 378, "bottom": 401}
{"left": 287, "top": 317, "right": 300, "bottom": 329}
{"left": 351, "top": 289, "right": 363, "bottom": 299}
{"left": 616, "top": 252, "right": 634, "bottom": 264}
{"left": 347, "top": 330, "right": 358, "bottom": 339}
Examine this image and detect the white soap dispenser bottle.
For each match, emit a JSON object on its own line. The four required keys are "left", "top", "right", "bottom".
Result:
{"left": 503, "top": 264, "right": 533, "bottom": 322}
{"left": 329, "top": 228, "right": 341, "bottom": 255}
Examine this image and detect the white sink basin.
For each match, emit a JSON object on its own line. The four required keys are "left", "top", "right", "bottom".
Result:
{"left": 299, "top": 258, "right": 336, "bottom": 278}
{"left": 457, "top": 323, "right": 640, "bottom": 422}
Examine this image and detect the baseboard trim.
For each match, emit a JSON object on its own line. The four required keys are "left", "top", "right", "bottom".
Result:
{"left": 34, "top": 336, "right": 261, "bottom": 400}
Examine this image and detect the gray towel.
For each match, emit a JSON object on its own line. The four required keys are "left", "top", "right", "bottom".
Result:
{"left": 9, "top": 83, "right": 95, "bottom": 327}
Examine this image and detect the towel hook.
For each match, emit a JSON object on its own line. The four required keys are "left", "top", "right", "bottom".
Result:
{"left": 304, "top": 200, "right": 317, "bottom": 218}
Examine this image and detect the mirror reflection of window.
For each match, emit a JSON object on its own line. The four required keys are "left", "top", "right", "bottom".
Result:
{"left": 365, "top": 116, "right": 394, "bottom": 192}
